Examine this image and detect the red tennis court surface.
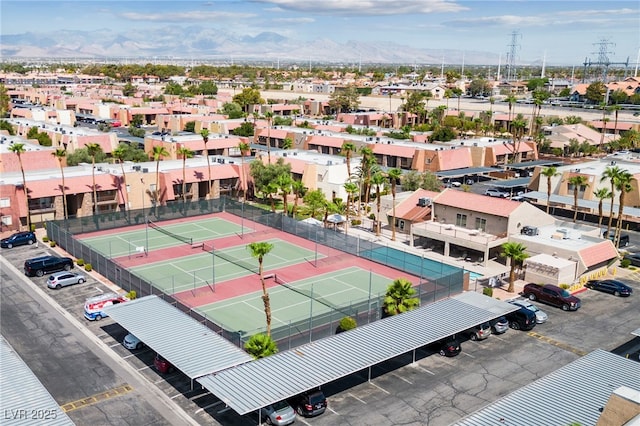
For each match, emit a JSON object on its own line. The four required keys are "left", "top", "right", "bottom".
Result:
{"left": 80, "top": 211, "right": 423, "bottom": 310}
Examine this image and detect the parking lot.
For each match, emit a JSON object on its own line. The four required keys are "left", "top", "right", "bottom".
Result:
{"left": 2, "top": 241, "right": 639, "bottom": 425}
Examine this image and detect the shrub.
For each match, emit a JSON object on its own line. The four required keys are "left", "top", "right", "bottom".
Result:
{"left": 351, "top": 219, "right": 362, "bottom": 226}
{"left": 559, "top": 283, "right": 570, "bottom": 289}
{"left": 482, "top": 287, "right": 493, "bottom": 297}
{"left": 369, "top": 213, "right": 376, "bottom": 220}
{"left": 42, "top": 236, "right": 49, "bottom": 242}
{"left": 76, "top": 258, "right": 85, "bottom": 266}
{"left": 84, "top": 264, "right": 93, "bottom": 272}
{"left": 126, "top": 290, "right": 137, "bottom": 300}
{"left": 337, "top": 316, "right": 357, "bottom": 334}
{"left": 49, "top": 241, "right": 56, "bottom": 247}
{"left": 620, "top": 259, "right": 631, "bottom": 268}
{"left": 30, "top": 224, "right": 36, "bottom": 232}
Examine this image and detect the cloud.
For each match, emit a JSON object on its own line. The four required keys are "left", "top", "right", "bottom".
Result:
{"left": 118, "top": 10, "right": 255, "bottom": 22}
{"left": 444, "top": 9, "right": 639, "bottom": 28}
{"left": 253, "top": 0, "right": 468, "bottom": 15}
{"left": 272, "top": 17, "right": 315, "bottom": 23}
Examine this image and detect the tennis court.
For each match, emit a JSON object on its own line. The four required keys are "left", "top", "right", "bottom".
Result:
{"left": 78, "top": 217, "right": 250, "bottom": 257}
{"left": 196, "top": 266, "right": 397, "bottom": 337}
{"left": 129, "top": 238, "right": 322, "bottom": 295}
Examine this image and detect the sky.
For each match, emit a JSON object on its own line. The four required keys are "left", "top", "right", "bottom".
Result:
{"left": 1, "top": 0, "right": 639, "bottom": 65}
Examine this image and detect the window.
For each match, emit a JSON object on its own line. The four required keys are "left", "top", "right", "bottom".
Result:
{"left": 0, "top": 198, "right": 9, "bottom": 208}
{"left": 456, "top": 214, "right": 467, "bottom": 227}
{"left": 1, "top": 215, "right": 12, "bottom": 226}
{"left": 475, "top": 217, "right": 487, "bottom": 232}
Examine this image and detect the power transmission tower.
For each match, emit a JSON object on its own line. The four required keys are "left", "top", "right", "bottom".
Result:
{"left": 581, "top": 38, "right": 629, "bottom": 82}
{"left": 505, "top": 31, "right": 521, "bottom": 81}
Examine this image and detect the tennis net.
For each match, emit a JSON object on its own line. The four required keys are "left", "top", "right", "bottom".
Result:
{"left": 274, "top": 274, "right": 353, "bottom": 317}
{"left": 201, "top": 243, "right": 258, "bottom": 275}
{"left": 148, "top": 220, "right": 193, "bottom": 245}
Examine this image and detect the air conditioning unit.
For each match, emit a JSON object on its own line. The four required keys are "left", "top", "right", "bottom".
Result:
{"left": 417, "top": 197, "right": 432, "bottom": 207}
{"left": 556, "top": 228, "right": 570, "bottom": 239}
{"left": 133, "top": 165, "right": 141, "bottom": 171}
{"left": 142, "top": 168, "right": 149, "bottom": 173}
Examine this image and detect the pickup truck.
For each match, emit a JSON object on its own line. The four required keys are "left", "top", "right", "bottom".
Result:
{"left": 521, "top": 283, "right": 581, "bottom": 311}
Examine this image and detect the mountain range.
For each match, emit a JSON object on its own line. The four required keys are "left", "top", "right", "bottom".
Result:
{"left": 1, "top": 26, "right": 506, "bottom": 65}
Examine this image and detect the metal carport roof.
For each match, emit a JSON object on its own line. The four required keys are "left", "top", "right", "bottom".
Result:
{"left": 505, "top": 159, "right": 564, "bottom": 169}
{"left": 197, "top": 292, "right": 518, "bottom": 415}
{"left": 487, "top": 177, "right": 531, "bottom": 189}
{"left": 522, "top": 191, "right": 640, "bottom": 217}
{"left": 436, "top": 167, "right": 496, "bottom": 178}
{"left": 454, "top": 349, "right": 640, "bottom": 426}
{"left": 0, "top": 336, "right": 75, "bottom": 426}
{"left": 103, "top": 296, "right": 252, "bottom": 379}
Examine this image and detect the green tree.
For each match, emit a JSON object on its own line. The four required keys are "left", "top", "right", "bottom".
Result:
{"left": 177, "top": 146, "right": 194, "bottom": 204}
{"left": 328, "top": 85, "right": 360, "bottom": 113}
{"left": 500, "top": 242, "right": 529, "bottom": 293}
{"left": 541, "top": 166, "right": 559, "bottom": 214}
{"left": 401, "top": 170, "right": 421, "bottom": 191}
{"left": 567, "top": 175, "right": 589, "bottom": 223}
{"left": 344, "top": 181, "right": 359, "bottom": 231}
{"left": 200, "top": 129, "right": 212, "bottom": 198}
{"left": 0, "top": 120, "right": 15, "bottom": 134}
{"left": 264, "top": 111, "right": 273, "bottom": 163}
{"left": 291, "top": 180, "right": 307, "bottom": 218}
{"left": 122, "top": 82, "right": 136, "bottom": 97}
{"left": 238, "top": 141, "right": 250, "bottom": 201}
{"left": 387, "top": 168, "right": 402, "bottom": 241}
{"left": 164, "top": 81, "right": 184, "bottom": 96}
{"left": 183, "top": 121, "right": 196, "bottom": 133}
{"left": 371, "top": 170, "right": 386, "bottom": 236}
{"left": 341, "top": 141, "right": 357, "bottom": 179}
{"left": 276, "top": 173, "right": 293, "bottom": 215}
{"left": 302, "top": 189, "right": 326, "bottom": 219}
{"left": 601, "top": 165, "right": 623, "bottom": 236}
{"left": 608, "top": 89, "right": 628, "bottom": 106}
{"left": 130, "top": 114, "right": 143, "bottom": 128}
{"left": 244, "top": 334, "right": 278, "bottom": 359}
{"left": 150, "top": 145, "right": 169, "bottom": 205}
{"left": 613, "top": 171, "right": 634, "bottom": 247}
{"left": 468, "top": 79, "right": 492, "bottom": 97}
{"left": 52, "top": 148, "right": 68, "bottom": 219}
{"left": 282, "top": 137, "right": 293, "bottom": 150}
{"left": 230, "top": 122, "right": 255, "bottom": 137}
{"left": 383, "top": 278, "right": 419, "bottom": 316}
{"left": 9, "top": 143, "right": 30, "bottom": 229}
{"left": 86, "top": 143, "right": 103, "bottom": 214}
{"left": 66, "top": 147, "right": 108, "bottom": 166}
{"left": 0, "top": 83, "right": 10, "bottom": 116}
{"left": 247, "top": 241, "right": 274, "bottom": 336}
{"left": 221, "top": 102, "right": 244, "bottom": 119}
{"left": 585, "top": 81, "right": 606, "bottom": 104}
{"left": 233, "top": 87, "right": 264, "bottom": 113}
{"left": 593, "top": 188, "right": 611, "bottom": 229}
{"left": 505, "top": 95, "right": 517, "bottom": 132}
{"left": 111, "top": 145, "right": 129, "bottom": 212}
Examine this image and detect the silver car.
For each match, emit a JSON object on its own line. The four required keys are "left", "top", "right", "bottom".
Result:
{"left": 508, "top": 299, "right": 548, "bottom": 324}
{"left": 260, "top": 400, "right": 296, "bottom": 426}
{"left": 47, "top": 271, "right": 86, "bottom": 289}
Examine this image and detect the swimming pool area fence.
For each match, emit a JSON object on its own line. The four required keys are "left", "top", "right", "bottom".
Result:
{"left": 46, "top": 196, "right": 465, "bottom": 349}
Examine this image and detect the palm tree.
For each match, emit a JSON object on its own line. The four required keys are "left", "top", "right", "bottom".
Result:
{"left": 86, "top": 143, "right": 102, "bottom": 214}
{"left": 265, "top": 111, "right": 273, "bottom": 163}
{"left": 52, "top": 148, "right": 68, "bottom": 220}
{"left": 244, "top": 334, "right": 278, "bottom": 359}
{"left": 344, "top": 182, "right": 359, "bottom": 235}
{"left": 9, "top": 143, "right": 30, "bottom": 229}
{"left": 359, "top": 146, "right": 376, "bottom": 209}
{"left": 383, "top": 278, "right": 419, "bottom": 316}
{"left": 341, "top": 141, "right": 357, "bottom": 179}
{"left": 598, "top": 102, "right": 609, "bottom": 151}
{"left": 291, "top": 180, "right": 307, "bottom": 218}
{"left": 593, "top": 188, "right": 612, "bottom": 228}
{"left": 247, "top": 241, "right": 274, "bottom": 336}
{"left": 112, "top": 145, "right": 128, "bottom": 212}
{"left": 177, "top": 146, "right": 194, "bottom": 205}
{"left": 500, "top": 242, "right": 529, "bottom": 293}
{"left": 371, "top": 171, "right": 385, "bottom": 236}
{"left": 238, "top": 141, "right": 250, "bottom": 201}
{"left": 567, "top": 175, "right": 589, "bottom": 223}
{"left": 610, "top": 104, "right": 621, "bottom": 135}
{"left": 200, "top": 129, "right": 212, "bottom": 198}
{"left": 387, "top": 168, "right": 402, "bottom": 241}
{"left": 150, "top": 145, "right": 170, "bottom": 206}
{"left": 601, "top": 165, "right": 623, "bottom": 236}
{"left": 509, "top": 113, "right": 527, "bottom": 162}
{"left": 505, "top": 94, "right": 517, "bottom": 133}
{"left": 276, "top": 173, "right": 293, "bottom": 215}
{"left": 613, "top": 171, "right": 634, "bottom": 247}
{"left": 541, "top": 166, "right": 559, "bottom": 214}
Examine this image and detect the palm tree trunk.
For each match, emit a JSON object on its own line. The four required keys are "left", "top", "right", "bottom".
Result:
{"left": 92, "top": 158, "right": 97, "bottom": 214}
{"left": 615, "top": 192, "right": 626, "bottom": 247}
{"left": 19, "top": 161, "right": 30, "bottom": 230}
{"left": 391, "top": 187, "right": 397, "bottom": 242}
{"left": 376, "top": 193, "right": 381, "bottom": 237}
{"left": 182, "top": 158, "right": 187, "bottom": 205}
{"left": 507, "top": 263, "right": 516, "bottom": 293}
{"left": 119, "top": 162, "right": 127, "bottom": 213}
{"left": 258, "top": 259, "right": 272, "bottom": 337}
{"left": 607, "top": 184, "right": 615, "bottom": 236}
{"left": 598, "top": 201, "right": 603, "bottom": 228}
{"left": 60, "top": 166, "right": 68, "bottom": 220}
{"left": 546, "top": 178, "right": 552, "bottom": 214}
{"left": 573, "top": 188, "right": 579, "bottom": 223}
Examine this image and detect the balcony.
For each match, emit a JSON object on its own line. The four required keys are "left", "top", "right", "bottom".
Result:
{"left": 412, "top": 221, "right": 509, "bottom": 252}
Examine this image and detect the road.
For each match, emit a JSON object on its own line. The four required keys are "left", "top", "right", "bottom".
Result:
{"left": 0, "top": 252, "right": 199, "bottom": 426}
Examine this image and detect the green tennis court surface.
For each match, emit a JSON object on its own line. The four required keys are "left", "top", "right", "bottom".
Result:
{"left": 129, "top": 238, "right": 322, "bottom": 294}
{"left": 78, "top": 217, "right": 251, "bottom": 257}
{"left": 197, "top": 266, "right": 395, "bottom": 336}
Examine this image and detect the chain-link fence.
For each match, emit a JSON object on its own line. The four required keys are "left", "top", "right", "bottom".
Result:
{"left": 47, "top": 196, "right": 464, "bottom": 350}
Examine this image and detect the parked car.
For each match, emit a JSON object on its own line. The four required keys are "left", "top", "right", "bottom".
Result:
{"left": 260, "top": 400, "right": 296, "bottom": 426}
{"left": 47, "top": 271, "right": 86, "bottom": 289}
{"left": 625, "top": 351, "right": 640, "bottom": 362}
{"left": 507, "top": 299, "right": 548, "bottom": 324}
{"left": 435, "top": 336, "right": 462, "bottom": 357}
{"left": 489, "top": 316, "right": 509, "bottom": 334}
{"left": 83, "top": 293, "right": 129, "bottom": 321}
{"left": 122, "top": 333, "right": 144, "bottom": 350}
{"left": 505, "top": 306, "right": 537, "bottom": 331}
{"left": 24, "top": 255, "right": 74, "bottom": 277}
{"left": 623, "top": 252, "right": 640, "bottom": 267}
{"left": 522, "top": 283, "right": 581, "bottom": 311}
{"left": 466, "top": 322, "right": 492, "bottom": 341}
{"left": 1, "top": 231, "right": 36, "bottom": 248}
{"left": 153, "top": 353, "right": 175, "bottom": 374}
{"left": 603, "top": 231, "right": 630, "bottom": 248}
{"left": 484, "top": 188, "right": 509, "bottom": 198}
{"left": 584, "top": 279, "right": 633, "bottom": 297}
{"left": 291, "top": 389, "right": 327, "bottom": 417}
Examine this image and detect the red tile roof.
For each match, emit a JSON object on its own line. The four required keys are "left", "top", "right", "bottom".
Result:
{"left": 394, "top": 189, "right": 440, "bottom": 220}
{"left": 307, "top": 135, "right": 345, "bottom": 148}
{"left": 163, "top": 164, "right": 238, "bottom": 185}
{"left": 438, "top": 148, "right": 473, "bottom": 170}
{"left": 578, "top": 241, "right": 618, "bottom": 267}
{"left": 27, "top": 174, "right": 121, "bottom": 198}
{"left": 435, "top": 189, "right": 520, "bottom": 217}
{"left": 370, "top": 143, "right": 415, "bottom": 158}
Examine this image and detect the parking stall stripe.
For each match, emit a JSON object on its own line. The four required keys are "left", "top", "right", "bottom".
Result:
{"left": 61, "top": 384, "right": 134, "bottom": 413}
{"left": 348, "top": 393, "right": 367, "bottom": 404}
{"left": 527, "top": 331, "right": 587, "bottom": 356}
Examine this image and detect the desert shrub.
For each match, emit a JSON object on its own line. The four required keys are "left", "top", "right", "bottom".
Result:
{"left": 84, "top": 264, "right": 93, "bottom": 272}
{"left": 127, "top": 290, "right": 137, "bottom": 300}
{"left": 76, "top": 258, "right": 85, "bottom": 266}
{"left": 49, "top": 241, "right": 56, "bottom": 247}
{"left": 559, "top": 283, "right": 570, "bottom": 289}
{"left": 337, "top": 316, "right": 357, "bottom": 333}
{"left": 42, "top": 236, "right": 49, "bottom": 242}
{"left": 620, "top": 259, "right": 631, "bottom": 268}
{"left": 482, "top": 287, "right": 493, "bottom": 297}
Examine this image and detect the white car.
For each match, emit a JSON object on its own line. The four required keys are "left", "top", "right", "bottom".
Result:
{"left": 508, "top": 299, "right": 548, "bottom": 324}
{"left": 47, "top": 271, "right": 86, "bottom": 289}
{"left": 484, "top": 189, "right": 509, "bottom": 198}
{"left": 122, "top": 333, "right": 144, "bottom": 350}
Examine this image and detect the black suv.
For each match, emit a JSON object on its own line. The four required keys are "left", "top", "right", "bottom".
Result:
{"left": 505, "top": 306, "right": 537, "bottom": 331}
{"left": 1, "top": 231, "right": 36, "bottom": 248}
{"left": 24, "top": 256, "right": 74, "bottom": 277}
{"left": 291, "top": 389, "right": 327, "bottom": 417}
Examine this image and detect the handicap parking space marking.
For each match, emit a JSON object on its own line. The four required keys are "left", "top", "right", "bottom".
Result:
{"left": 527, "top": 331, "right": 587, "bottom": 356}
